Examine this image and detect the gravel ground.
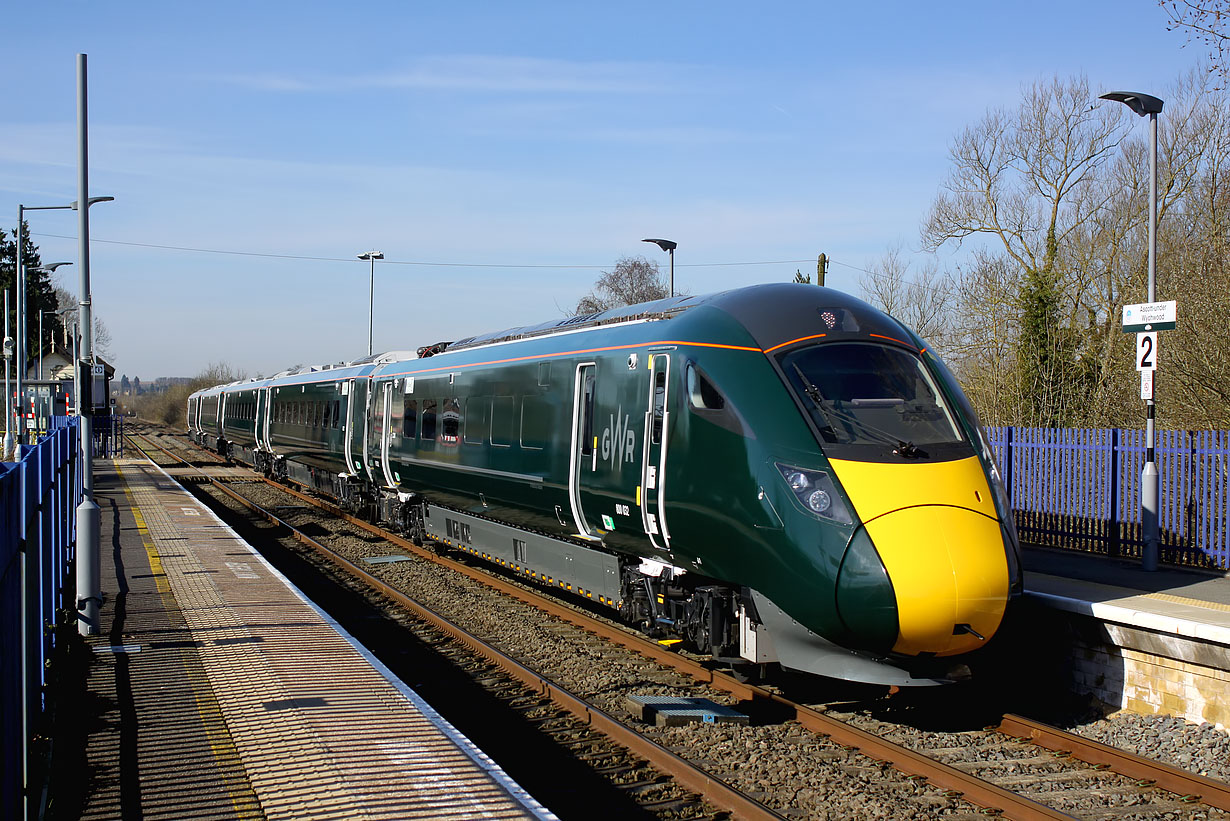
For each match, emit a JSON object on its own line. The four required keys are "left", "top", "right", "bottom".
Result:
{"left": 1069, "top": 711, "right": 1230, "bottom": 782}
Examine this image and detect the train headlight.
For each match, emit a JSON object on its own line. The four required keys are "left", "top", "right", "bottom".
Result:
{"left": 776, "top": 463, "right": 852, "bottom": 524}
{"left": 806, "top": 489, "right": 831, "bottom": 514}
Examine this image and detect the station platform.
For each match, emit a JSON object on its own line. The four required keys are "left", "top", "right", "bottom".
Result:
{"left": 1021, "top": 546, "right": 1230, "bottom": 728}
{"left": 62, "top": 457, "right": 555, "bottom": 820}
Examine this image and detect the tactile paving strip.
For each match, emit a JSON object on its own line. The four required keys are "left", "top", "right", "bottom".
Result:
{"left": 117, "top": 461, "right": 552, "bottom": 820}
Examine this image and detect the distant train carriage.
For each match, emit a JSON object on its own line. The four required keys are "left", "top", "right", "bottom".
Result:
{"left": 189, "top": 284, "right": 1021, "bottom": 685}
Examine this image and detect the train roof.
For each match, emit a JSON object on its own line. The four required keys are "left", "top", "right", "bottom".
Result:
{"left": 446, "top": 292, "right": 709, "bottom": 352}
{"left": 443, "top": 283, "right": 913, "bottom": 357}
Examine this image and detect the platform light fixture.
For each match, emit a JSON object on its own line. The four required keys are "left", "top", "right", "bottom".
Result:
{"left": 358, "top": 251, "right": 384, "bottom": 357}
{"left": 1099, "top": 90, "right": 1164, "bottom": 572}
{"left": 641, "top": 238, "right": 677, "bottom": 298}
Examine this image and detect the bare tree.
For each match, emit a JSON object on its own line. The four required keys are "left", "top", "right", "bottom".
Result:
{"left": 858, "top": 246, "right": 955, "bottom": 356}
{"left": 921, "top": 69, "right": 1230, "bottom": 428}
{"left": 54, "top": 285, "right": 114, "bottom": 361}
{"left": 574, "top": 256, "right": 674, "bottom": 315}
{"left": 1162, "top": 1, "right": 1229, "bottom": 86}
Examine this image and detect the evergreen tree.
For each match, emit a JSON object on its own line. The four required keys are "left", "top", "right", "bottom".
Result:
{"left": 1, "top": 222, "right": 63, "bottom": 372}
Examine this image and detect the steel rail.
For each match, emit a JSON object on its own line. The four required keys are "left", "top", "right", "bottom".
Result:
{"left": 998, "top": 714, "right": 1230, "bottom": 811}
{"left": 124, "top": 432, "right": 787, "bottom": 821}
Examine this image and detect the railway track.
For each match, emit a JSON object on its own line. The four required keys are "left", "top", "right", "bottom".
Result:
{"left": 123, "top": 423, "right": 1230, "bottom": 821}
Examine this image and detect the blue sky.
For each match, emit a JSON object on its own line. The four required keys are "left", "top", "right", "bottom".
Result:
{"left": 3, "top": 1, "right": 1204, "bottom": 380}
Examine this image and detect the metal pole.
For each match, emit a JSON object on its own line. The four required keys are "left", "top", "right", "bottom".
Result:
{"left": 368, "top": 254, "right": 375, "bottom": 357}
{"left": 668, "top": 247, "right": 674, "bottom": 298}
{"left": 4, "top": 289, "right": 11, "bottom": 459}
{"left": 15, "top": 205, "right": 24, "bottom": 447}
{"left": 1141, "top": 110, "right": 1160, "bottom": 571}
{"left": 75, "top": 52, "right": 101, "bottom": 635}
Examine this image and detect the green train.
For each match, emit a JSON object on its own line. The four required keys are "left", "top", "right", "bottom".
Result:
{"left": 188, "top": 283, "right": 1022, "bottom": 685}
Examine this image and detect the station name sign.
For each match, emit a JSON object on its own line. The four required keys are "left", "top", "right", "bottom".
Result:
{"left": 1122, "top": 300, "right": 1177, "bottom": 333}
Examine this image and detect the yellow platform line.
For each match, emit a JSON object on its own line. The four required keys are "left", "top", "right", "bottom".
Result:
{"left": 117, "top": 464, "right": 264, "bottom": 820}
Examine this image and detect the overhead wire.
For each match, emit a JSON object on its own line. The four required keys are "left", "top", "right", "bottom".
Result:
{"left": 32, "top": 231, "right": 816, "bottom": 270}
{"left": 31, "top": 230, "right": 949, "bottom": 293}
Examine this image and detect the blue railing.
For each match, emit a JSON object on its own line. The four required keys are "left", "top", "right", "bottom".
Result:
{"left": 1, "top": 421, "right": 81, "bottom": 821}
{"left": 987, "top": 427, "right": 1230, "bottom": 570}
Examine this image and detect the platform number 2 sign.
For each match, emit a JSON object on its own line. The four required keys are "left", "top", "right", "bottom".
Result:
{"left": 1136, "top": 332, "right": 1158, "bottom": 371}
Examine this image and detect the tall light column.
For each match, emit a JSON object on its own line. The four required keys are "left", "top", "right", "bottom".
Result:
{"left": 3, "top": 290, "right": 12, "bottom": 459}
{"left": 1101, "top": 90, "right": 1165, "bottom": 571}
{"left": 642, "top": 238, "right": 677, "bottom": 297}
{"left": 76, "top": 52, "right": 102, "bottom": 635}
{"left": 358, "top": 251, "right": 383, "bottom": 356}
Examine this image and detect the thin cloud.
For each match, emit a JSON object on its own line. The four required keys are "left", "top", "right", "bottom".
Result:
{"left": 213, "top": 54, "right": 702, "bottom": 95}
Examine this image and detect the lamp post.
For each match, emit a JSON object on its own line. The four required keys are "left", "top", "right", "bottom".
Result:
{"left": 3, "top": 290, "right": 12, "bottom": 460}
{"left": 358, "top": 251, "right": 383, "bottom": 357}
{"left": 1101, "top": 89, "right": 1165, "bottom": 572}
{"left": 642, "top": 238, "right": 677, "bottom": 298}
{"left": 75, "top": 53, "right": 117, "bottom": 637}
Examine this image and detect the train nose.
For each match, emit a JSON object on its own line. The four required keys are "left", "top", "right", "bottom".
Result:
{"left": 864, "top": 505, "right": 1009, "bottom": 656}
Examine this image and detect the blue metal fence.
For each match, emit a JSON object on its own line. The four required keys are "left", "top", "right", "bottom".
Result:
{"left": 987, "top": 427, "right": 1230, "bottom": 570}
{"left": 1, "top": 421, "right": 81, "bottom": 821}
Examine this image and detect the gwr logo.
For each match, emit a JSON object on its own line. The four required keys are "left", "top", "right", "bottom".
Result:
{"left": 601, "top": 406, "right": 636, "bottom": 471}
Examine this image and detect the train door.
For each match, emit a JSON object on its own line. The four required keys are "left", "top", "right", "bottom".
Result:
{"left": 344, "top": 378, "right": 372, "bottom": 481}
{"left": 378, "top": 382, "right": 397, "bottom": 488}
{"left": 258, "top": 387, "right": 272, "bottom": 451}
{"left": 641, "top": 353, "right": 672, "bottom": 550}
{"left": 568, "top": 363, "right": 600, "bottom": 539}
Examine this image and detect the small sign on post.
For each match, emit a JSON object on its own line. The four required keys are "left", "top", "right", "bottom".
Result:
{"left": 1122, "top": 300, "right": 1177, "bottom": 333}
{"left": 1141, "top": 369, "right": 1154, "bottom": 400}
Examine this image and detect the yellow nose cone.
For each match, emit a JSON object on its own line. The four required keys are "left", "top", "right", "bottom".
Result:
{"left": 864, "top": 506, "right": 1008, "bottom": 655}
{"left": 828, "top": 455, "right": 1010, "bottom": 657}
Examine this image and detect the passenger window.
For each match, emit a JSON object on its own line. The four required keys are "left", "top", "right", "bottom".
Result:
{"left": 404, "top": 398, "right": 418, "bottom": 438}
{"left": 491, "top": 396, "right": 514, "bottom": 447}
{"left": 521, "top": 396, "right": 548, "bottom": 450}
{"left": 442, "top": 398, "right": 461, "bottom": 443}
{"left": 333, "top": 400, "right": 341, "bottom": 429}
{"left": 421, "top": 399, "right": 438, "bottom": 440}
{"left": 465, "top": 397, "right": 490, "bottom": 444}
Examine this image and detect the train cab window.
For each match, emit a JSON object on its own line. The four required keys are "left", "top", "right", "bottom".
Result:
{"left": 421, "top": 399, "right": 438, "bottom": 440}
{"left": 686, "top": 363, "right": 725, "bottom": 410}
{"left": 323, "top": 401, "right": 332, "bottom": 428}
{"left": 404, "top": 398, "right": 418, "bottom": 438}
{"left": 778, "top": 341, "right": 968, "bottom": 460}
